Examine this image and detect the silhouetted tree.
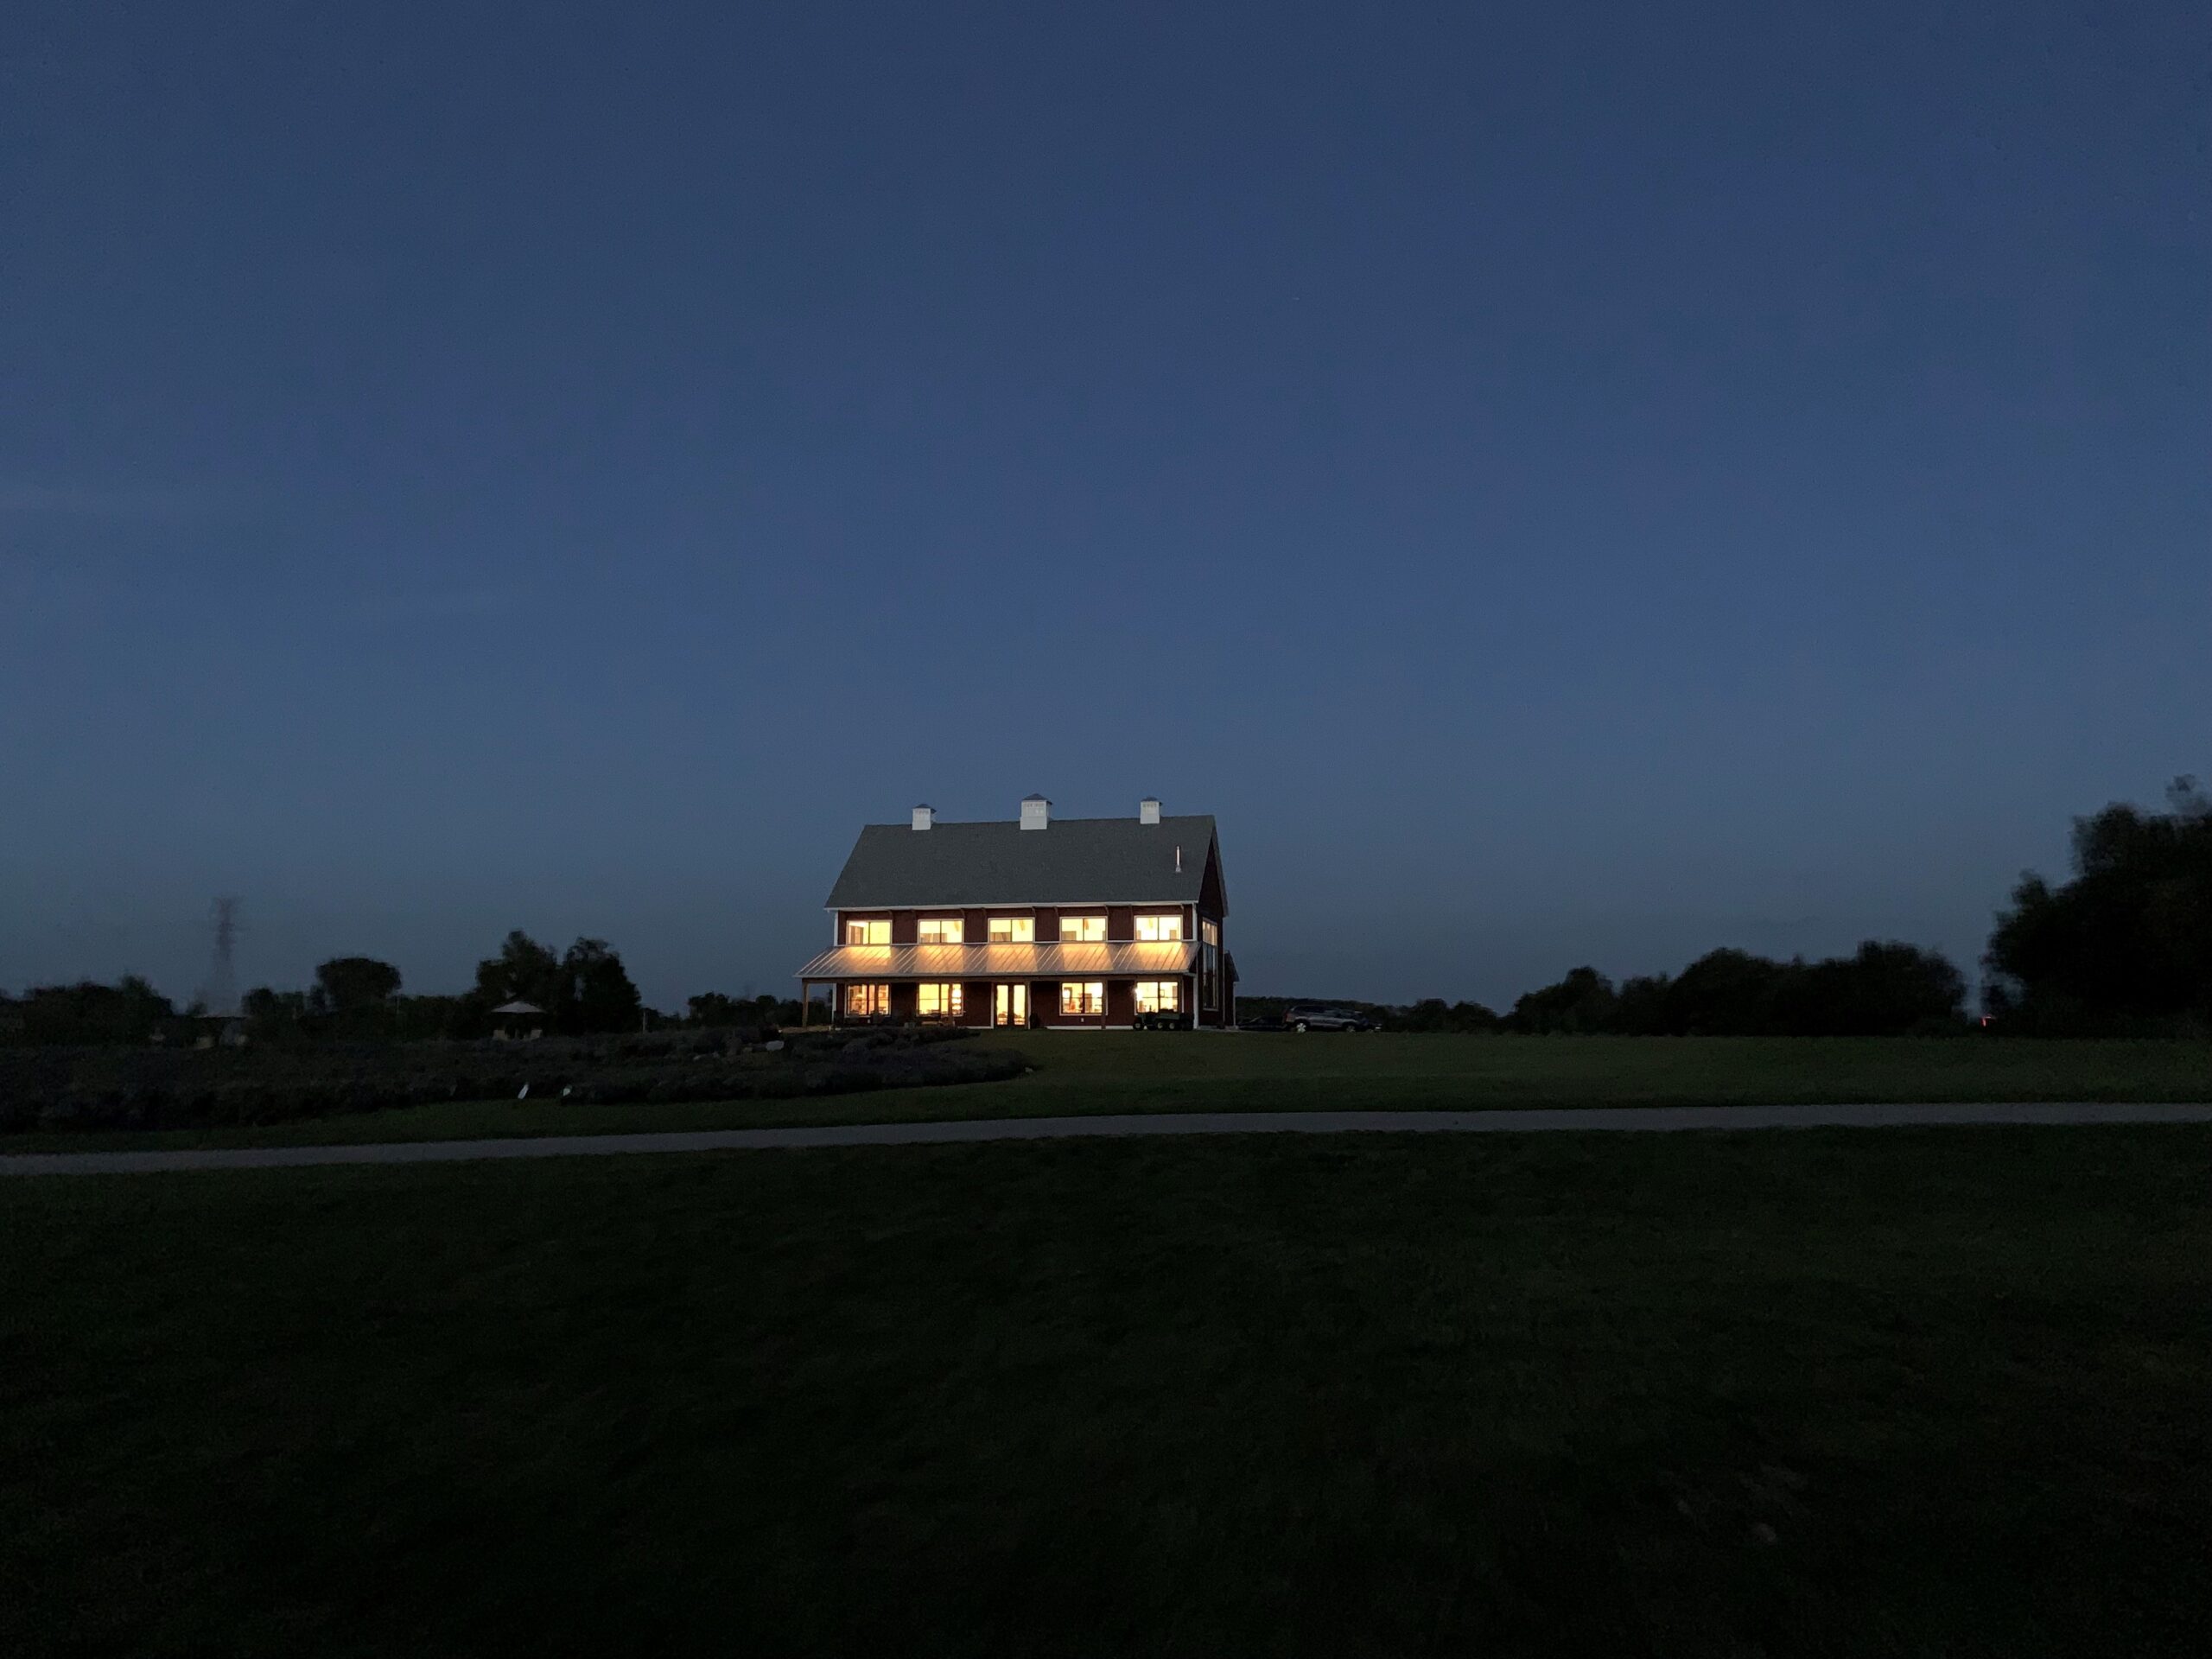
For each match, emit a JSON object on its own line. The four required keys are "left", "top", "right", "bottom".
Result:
{"left": 241, "top": 986, "right": 311, "bottom": 1042}
{"left": 1665, "top": 949, "right": 1789, "bottom": 1035}
{"left": 308, "top": 957, "right": 403, "bottom": 1037}
{"left": 310, "top": 957, "right": 402, "bottom": 1013}
{"left": 1508, "top": 967, "right": 1618, "bottom": 1033}
{"left": 474, "top": 931, "right": 568, "bottom": 1019}
{"left": 7, "top": 976, "right": 177, "bottom": 1046}
{"left": 685, "top": 991, "right": 804, "bottom": 1031}
{"left": 1611, "top": 973, "right": 1675, "bottom": 1034}
{"left": 1986, "top": 778, "right": 2212, "bottom": 1033}
{"left": 394, "top": 995, "right": 474, "bottom": 1041}
{"left": 1778, "top": 942, "right": 1966, "bottom": 1036}
{"left": 1389, "top": 997, "right": 1503, "bottom": 1033}
{"left": 564, "top": 938, "right": 642, "bottom": 1033}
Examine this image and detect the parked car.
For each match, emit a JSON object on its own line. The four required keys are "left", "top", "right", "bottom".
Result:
{"left": 1285, "top": 1005, "right": 1375, "bottom": 1033}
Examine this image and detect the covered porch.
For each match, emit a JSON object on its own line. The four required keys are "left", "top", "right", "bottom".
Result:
{"left": 794, "top": 971, "right": 1197, "bottom": 1030}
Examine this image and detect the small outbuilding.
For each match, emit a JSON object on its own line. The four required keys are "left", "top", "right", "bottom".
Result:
{"left": 490, "top": 1000, "right": 547, "bottom": 1041}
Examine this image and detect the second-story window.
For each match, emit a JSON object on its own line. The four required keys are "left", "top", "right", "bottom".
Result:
{"left": 1059, "top": 914, "right": 1106, "bottom": 943}
{"left": 918, "top": 918, "right": 963, "bottom": 944}
{"left": 1135, "top": 912, "right": 1184, "bottom": 941}
{"left": 844, "top": 918, "right": 890, "bottom": 946}
{"left": 987, "top": 916, "right": 1035, "bottom": 944}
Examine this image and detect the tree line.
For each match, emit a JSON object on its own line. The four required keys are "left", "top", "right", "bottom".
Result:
{"left": 0, "top": 930, "right": 799, "bottom": 1048}
{"left": 1261, "top": 775, "right": 2212, "bottom": 1039}
{"left": 232, "top": 931, "right": 653, "bottom": 1043}
{"left": 1240, "top": 938, "right": 1964, "bottom": 1038}
{"left": 1505, "top": 940, "right": 1964, "bottom": 1037}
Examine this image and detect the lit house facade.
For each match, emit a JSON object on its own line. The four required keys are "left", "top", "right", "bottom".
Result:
{"left": 796, "top": 796, "right": 1235, "bottom": 1028}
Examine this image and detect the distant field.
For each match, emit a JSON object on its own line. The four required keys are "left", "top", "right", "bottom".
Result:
{"left": 3, "top": 1033, "right": 2207, "bottom": 1150}
{"left": 7, "top": 1127, "right": 2209, "bottom": 1655}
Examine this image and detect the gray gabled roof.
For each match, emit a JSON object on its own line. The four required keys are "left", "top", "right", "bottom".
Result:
{"left": 825, "top": 815, "right": 1220, "bottom": 910}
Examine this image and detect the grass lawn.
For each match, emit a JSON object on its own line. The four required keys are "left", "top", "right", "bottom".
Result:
{"left": 5, "top": 1126, "right": 2209, "bottom": 1655}
{"left": 5, "top": 1033, "right": 2209, "bottom": 1150}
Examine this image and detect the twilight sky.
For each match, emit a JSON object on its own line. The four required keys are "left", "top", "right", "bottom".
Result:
{"left": 3, "top": 1, "right": 2207, "bottom": 1011}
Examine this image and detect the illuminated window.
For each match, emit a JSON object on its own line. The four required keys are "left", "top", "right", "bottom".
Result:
{"left": 987, "top": 915, "right": 1035, "bottom": 944}
{"left": 1135, "top": 912, "right": 1184, "bottom": 941}
{"left": 842, "top": 983, "right": 892, "bottom": 1018}
{"left": 1200, "top": 919, "right": 1221, "bottom": 1007}
{"left": 1059, "top": 981, "right": 1104, "bottom": 1016}
{"left": 918, "top": 983, "right": 963, "bottom": 1019}
{"left": 843, "top": 918, "right": 890, "bottom": 945}
{"left": 1135, "top": 981, "right": 1181, "bottom": 1014}
{"left": 1200, "top": 919, "right": 1220, "bottom": 947}
{"left": 918, "top": 918, "right": 964, "bottom": 944}
{"left": 1058, "top": 914, "right": 1105, "bottom": 943}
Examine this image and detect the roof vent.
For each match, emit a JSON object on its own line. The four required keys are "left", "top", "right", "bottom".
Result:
{"left": 1140, "top": 798, "right": 1160, "bottom": 825}
{"left": 1020, "top": 793, "right": 1050, "bottom": 831}
{"left": 912, "top": 804, "right": 933, "bottom": 831}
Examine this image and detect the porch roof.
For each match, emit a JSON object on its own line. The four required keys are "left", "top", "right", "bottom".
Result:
{"left": 794, "top": 941, "right": 1195, "bottom": 981}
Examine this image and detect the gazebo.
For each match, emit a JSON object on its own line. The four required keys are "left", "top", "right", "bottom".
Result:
{"left": 490, "top": 1000, "right": 546, "bottom": 1041}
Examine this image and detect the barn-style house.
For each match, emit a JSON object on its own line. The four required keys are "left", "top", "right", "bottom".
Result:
{"left": 797, "top": 796, "right": 1234, "bottom": 1028}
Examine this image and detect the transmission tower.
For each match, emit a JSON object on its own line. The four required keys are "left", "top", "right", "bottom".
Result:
{"left": 196, "top": 897, "right": 242, "bottom": 1018}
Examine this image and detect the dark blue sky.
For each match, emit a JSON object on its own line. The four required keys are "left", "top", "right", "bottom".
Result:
{"left": 3, "top": 1, "right": 2206, "bottom": 1009}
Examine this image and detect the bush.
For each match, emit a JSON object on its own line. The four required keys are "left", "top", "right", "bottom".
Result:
{"left": 0, "top": 1029, "right": 1028, "bottom": 1136}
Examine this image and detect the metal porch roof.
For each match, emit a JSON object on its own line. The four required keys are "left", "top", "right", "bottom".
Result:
{"left": 793, "top": 941, "right": 1197, "bottom": 981}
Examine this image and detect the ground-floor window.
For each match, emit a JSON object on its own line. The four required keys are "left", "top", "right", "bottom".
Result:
{"left": 918, "top": 982, "right": 963, "bottom": 1020}
{"left": 1059, "top": 981, "right": 1104, "bottom": 1017}
{"left": 1135, "top": 980, "right": 1182, "bottom": 1014}
{"left": 843, "top": 983, "right": 892, "bottom": 1019}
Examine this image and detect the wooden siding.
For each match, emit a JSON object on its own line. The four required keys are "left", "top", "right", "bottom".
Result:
{"left": 1199, "top": 839, "right": 1226, "bottom": 916}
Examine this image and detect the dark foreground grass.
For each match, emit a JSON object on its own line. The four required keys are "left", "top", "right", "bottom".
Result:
{"left": 5, "top": 1127, "right": 2209, "bottom": 1656}
{"left": 7, "top": 1032, "right": 2209, "bottom": 1150}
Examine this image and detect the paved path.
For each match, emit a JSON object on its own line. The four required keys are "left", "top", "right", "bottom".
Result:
{"left": 5, "top": 1101, "right": 2211, "bottom": 1176}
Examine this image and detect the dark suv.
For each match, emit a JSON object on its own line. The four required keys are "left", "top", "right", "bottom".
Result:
{"left": 1285, "top": 1005, "right": 1375, "bottom": 1033}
